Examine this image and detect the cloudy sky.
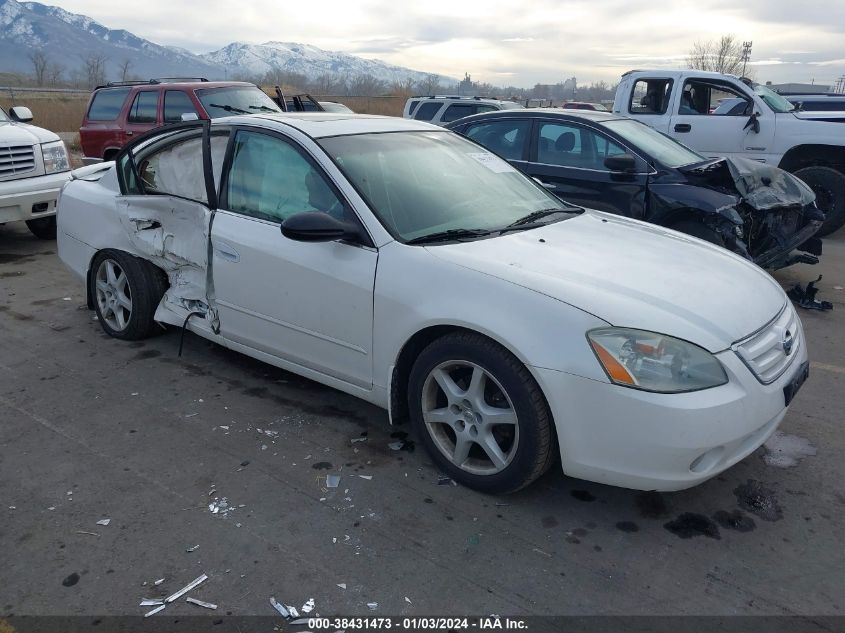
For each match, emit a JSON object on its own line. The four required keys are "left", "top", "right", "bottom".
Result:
{"left": 57, "top": 0, "right": 845, "bottom": 88}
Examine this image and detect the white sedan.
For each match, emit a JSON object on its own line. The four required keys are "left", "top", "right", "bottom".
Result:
{"left": 57, "top": 114, "right": 809, "bottom": 493}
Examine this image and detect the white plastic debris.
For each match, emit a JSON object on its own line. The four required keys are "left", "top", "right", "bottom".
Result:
{"left": 301, "top": 598, "right": 315, "bottom": 614}
{"left": 270, "top": 597, "right": 290, "bottom": 618}
{"left": 96, "top": 518, "right": 111, "bottom": 526}
{"left": 337, "top": 583, "right": 346, "bottom": 590}
{"left": 139, "top": 599, "right": 164, "bottom": 606}
{"left": 186, "top": 597, "right": 218, "bottom": 610}
{"left": 154, "top": 578, "right": 165, "bottom": 585}
{"left": 405, "top": 596, "right": 412, "bottom": 604}
{"left": 367, "top": 602, "right": 378, "bottom": 610}
{"left": 326, "top": 474, "right": 341, "bottom": 488}
{"left": 186, "top": 544, "right": 200, "bottom": 552}
{"left": 165, "top": 574, "right": 208, "bottom": 603}
{"left": 358, "top": 475, "right": 373, "bottom": 480}
{"left": 144, "top": 604, "right": 166, "bottom": 617}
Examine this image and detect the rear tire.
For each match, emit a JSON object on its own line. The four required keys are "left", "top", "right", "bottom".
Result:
{"left": 793, "top": 166, "right": 845, "bottom": 237}
{"left": 88, "top": 250, "right": 167, "bottom": 340}
{"left": 26, "top": 216, "right": 56, "bottom": 240}
{"left": 408, "top": 331, "right": 556, "bottom": 494}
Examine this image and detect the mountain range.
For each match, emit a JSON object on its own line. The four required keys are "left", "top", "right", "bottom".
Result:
{"left": 0, "top": 0, "right": 453, "bottom": 86}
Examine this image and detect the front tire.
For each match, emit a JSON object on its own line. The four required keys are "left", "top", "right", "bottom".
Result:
{"left": 26, "top": 216, "right": 56, "bottom": 240}
{"left": 408, "top": 331, "right": 555, "bottom": 494}
{"left": 89, "top": 250, "right": 167, "bottom": 340}
{"left": 793, "top": 166, "right": 845, "bottom": 237}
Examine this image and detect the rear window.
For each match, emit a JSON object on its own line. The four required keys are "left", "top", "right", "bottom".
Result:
{"left": 87, "top": 88, "right": 131, "bottom": 121}
{"left": 407, "top": 100, "right": 421, "bottom": 116}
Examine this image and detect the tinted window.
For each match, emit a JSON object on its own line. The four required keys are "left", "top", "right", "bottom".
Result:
{"left": 226, "top": 131, "right": 347, "bottom": 223}
{"left": 442, "top": 104, "right": 476, "bottom": 122}
{"left": 465, "top": 119, "right": 530, "bottom": 161}
{"left": 475, "top": 104, "right": 498, "bottom": 114}
{"left": 87, "top": 88, "right": 131, "bottom": 121}
{"left": 629, "top": 79, "right": 673, "bottom": 115}
{"left": 536, "top": 122, "right": 626, "bottom": 169}
{"left": 414, "top": 102, "right": 443, "bottom": 121}
{"left": 407, "top": 100, "right": 421, "bottom": 116}
{"left": 164, "top": 90, "right": 199, "bottom": 122}
{"left": 603, "top": 119, "right": 703, "bottom": 168}
{"left": 128, "top": 91, "right": 158, "bottom": 124}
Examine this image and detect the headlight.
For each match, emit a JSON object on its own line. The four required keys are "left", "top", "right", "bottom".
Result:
{"left": 587, "top": 328, "right": 728, "bottom": 393}
{"left": 42, "top": 140, "right": 70, "bottom": 174}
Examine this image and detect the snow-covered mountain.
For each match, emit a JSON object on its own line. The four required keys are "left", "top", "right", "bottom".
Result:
{"left": 0, "top": 0, "right": 454, "bottom": 87}
{"left": 202, "top": 41, "right": 452, "bottom": 85}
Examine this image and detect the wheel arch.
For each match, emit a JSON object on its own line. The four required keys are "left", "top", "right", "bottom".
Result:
{"left": 779, "top": 144, "right": 845, "bottom": 173}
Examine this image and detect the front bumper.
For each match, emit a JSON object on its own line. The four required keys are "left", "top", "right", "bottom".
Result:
{"left": 533, "top": 323, "right": 808, "bottom": 491}
{"left": 751, "top": 203, "right": 824, "bottom": 270}
{"left": 0, "top": 171, "right": 70, "bottom": 224}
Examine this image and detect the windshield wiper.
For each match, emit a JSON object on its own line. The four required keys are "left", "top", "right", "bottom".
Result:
{"left": 208, "top": 103, "right": 251, "bottom": 114}
{"left": 249, "top": 104, "right": 279, "bottom": 112}
{"left": 500, "top": 208, "right": 574, "bottom": 233}
{"left": 405, "top": 228, "right": 495, "bottom": 245}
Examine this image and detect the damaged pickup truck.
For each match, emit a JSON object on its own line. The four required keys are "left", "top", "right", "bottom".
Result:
{"left": 447, "top": 109, "right": 823, "bottom": 269}
{"left": 57, "top": 115, "right": 809, "bottom": 494}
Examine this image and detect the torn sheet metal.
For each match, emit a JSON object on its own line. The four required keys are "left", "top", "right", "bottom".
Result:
{"left": 165, "top": 574, "right": 208, "bottom": 603}
{"left": 144, "top": 604, "right": 166, "bottom": 617}
{"left": 270, "top": 597, "right": 290, "bottom": 618}
{"left": 788, "top": 275, "right": 834, "bottom": 311}
{"left": 139, "top": 599, "right": 164, "bottom": 606}
{"left": 186, "top": 597, "right": 218, "bottom": 609}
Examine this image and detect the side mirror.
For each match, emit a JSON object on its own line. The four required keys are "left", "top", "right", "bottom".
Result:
{"left": 281, "top": 212, "right": 360, "bottom": 242}
{"left": 604, "top": 153, "right": 637, "bottom": 173}
{"left": 9, "top": 106, "right": 33, "bottom": 123}
{"left": 743, "top": 112, "right": 761, "bottom": 134}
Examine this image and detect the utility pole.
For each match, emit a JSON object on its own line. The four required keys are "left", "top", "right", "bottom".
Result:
{"left": 741, "top": 41, "right": 753, "bottom": 78}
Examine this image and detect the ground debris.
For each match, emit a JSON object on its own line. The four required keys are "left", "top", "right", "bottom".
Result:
{"left": 788, "top": 275, "right": 833, "bottom": 311}
{"left": 186, "top": 544, "right": 200, "bottom": 553}
{"left": 165, "top": 574, "right": 208, "bottom": 603}
{"left": 186, "top": 596, "right": 218, "bottom": 609}
{"left": 96, "top": 518, "right": 111, "bottom": 526}
{"left": 326, "top": 474, "right": 341, "bottom": 488}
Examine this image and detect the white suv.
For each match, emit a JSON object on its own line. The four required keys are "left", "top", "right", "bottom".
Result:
{"left": 1, "top": 105, "right": 71, "bottom": 239}
{"left": 403, "top": 96, "right": 523, "bottom": 126}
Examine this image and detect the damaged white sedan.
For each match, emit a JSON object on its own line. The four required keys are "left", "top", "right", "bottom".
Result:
{"left": 57, "top": 114, "right": 809, "bottom": 493}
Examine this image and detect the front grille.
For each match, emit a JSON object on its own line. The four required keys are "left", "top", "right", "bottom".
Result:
{"left": 0, "top": 144, "right": 36, "bottom": 178}
{"left": 733, "top": 303, "right": 801, "bottom": 384}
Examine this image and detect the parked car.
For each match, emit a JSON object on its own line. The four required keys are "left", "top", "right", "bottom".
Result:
{"left": 319, "top": 101, "right": 355, "bottom": 114}
{"left": 447, "top": 109, "right": 823, "bottom": 269}
{"left": 403, "top": 95, "right": 523, "bottom": 126}
{"left": 269, "top": 88, "right": 324, "bottom": 112}
{"left": 562, "top": 101, "right": 608, "bottom": 111}
{"left": 58, "top": 114, "right": 808, "bottom": 494}
{"left": 613, "top": 69, "right": 845, "bottom": 236}
{"left": 0, "top": 105, "right": 70, "bottom": 239}
{"left": 786, "top": 95, "right": 845, "bottom": 113}
{"left": 79, "top": 78, "right": 282, "bottom": 163}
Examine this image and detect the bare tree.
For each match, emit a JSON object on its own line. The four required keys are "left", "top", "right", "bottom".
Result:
{"left": 119, "top": 59, "right": 133, "bottom": 82}
{"left": 390, "top": 77, "right": 416, "bottom": 95}
{"left": 46, "top": 62, "right": 65, "bottom": 87}
{"left": 416, "top": 74, "right": 442, "bottom": 96}
{"left": 81, "top": 53, "right": 108, "bottom": 89}
{"left": 687, "top": 35, "right": 745, "bottom": 75}
{"left": 29, "top": 51, "right": 49, "bottom": 86}
{"left": 347, "top": 73, "right": 387, "bottom": 96}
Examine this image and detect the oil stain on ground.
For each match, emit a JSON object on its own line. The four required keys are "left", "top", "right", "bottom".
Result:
{"left": 734, "top": 479, "right": 784, "bottom": 521}
{"left": 713, "top": 510, "right": 756, "bottom": 532}
{"left": 132, "top": 349, "right": 162, "bottom": 361}
{"left": 664, "top": 513, "right": 721, "bottom": 539}
{"left": 61, "top": 572, "right": 80, "bottom": 587}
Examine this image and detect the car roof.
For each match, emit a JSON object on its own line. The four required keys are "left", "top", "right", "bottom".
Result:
{"left": 445, "top": 107, "right": 625, "bottom": 126}
{"left": 213, "top": 112, "right": 443, "bottom": 138}
{"left": 96, "top": 81, "right": 257, "bottom": 91}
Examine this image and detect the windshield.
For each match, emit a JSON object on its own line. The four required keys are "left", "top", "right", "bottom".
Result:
{"left": 752, "top": 83, "right": 795, "bottom": 113}
{"left": 195, "top": 86, "right": 282, "bottom": 118}
{"left": 0, "top": 107, "right": 8, "bottom": 122}
{"left": 318, "top": 131, "right": 574, "bottom": 242}
{"left": 603, "top": 119, "right": 705, "bottom": 168}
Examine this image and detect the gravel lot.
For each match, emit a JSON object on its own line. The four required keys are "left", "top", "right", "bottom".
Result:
{"left": 1, "top": 222, "right": 844, "bottom": 619}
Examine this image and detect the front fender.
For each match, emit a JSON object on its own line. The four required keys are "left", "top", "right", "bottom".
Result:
{"left": 648, "top": 183, "right": 743, "bottom": 227}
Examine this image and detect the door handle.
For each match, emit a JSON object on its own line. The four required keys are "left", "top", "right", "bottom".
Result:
{"left": 214, "top": 241, "right": 240, "bottom": 262}
{"left": 126, "top": 130, "right": 134, "bottom": 136}
{"left": 674, "top": 123, "right": 691, "bottom": 133}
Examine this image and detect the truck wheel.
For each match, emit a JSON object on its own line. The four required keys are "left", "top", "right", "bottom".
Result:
{"left": 89, "top": 250, "right": 167, "bottom": 340}
{"left": 26, "top": 216, "right": 56, "bottom": 240}
{"left": 408, "top": 331, "right": 556, "bottom": 494}
{"left": 793, "top": 166, "right": 845, "bottom": 237}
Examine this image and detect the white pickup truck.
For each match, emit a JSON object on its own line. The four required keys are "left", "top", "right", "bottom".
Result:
{"left": 613, "top": 70, "right": 845, "bottom": 236}
{"left": 0, "top": 105, "right": 70, "bottom": 239}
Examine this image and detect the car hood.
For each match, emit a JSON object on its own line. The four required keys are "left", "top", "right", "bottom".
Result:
{"left": 426, "top": 212, "right": 786, "bottom": 352}
{"left": 678, "top": 156, "right": 815, "bottom": 211}
{"left": 0, "top": 121, "right": 60, "bottom": 144}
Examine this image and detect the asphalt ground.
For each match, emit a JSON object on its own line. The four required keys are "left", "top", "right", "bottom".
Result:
{"left": 1, "top": 222, "right": 844, "bottom": 621}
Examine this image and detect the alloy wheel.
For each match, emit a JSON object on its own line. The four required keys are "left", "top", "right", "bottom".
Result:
{"left": 95, "top": 258, "right": 133, "bottom": 331}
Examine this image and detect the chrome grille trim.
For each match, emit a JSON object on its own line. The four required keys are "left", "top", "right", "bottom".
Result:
{"left": 0, "top": 144, "right": 36, "bottom": 178}
{"left": 733, "top": 303, "right": 801, "bottom": 384}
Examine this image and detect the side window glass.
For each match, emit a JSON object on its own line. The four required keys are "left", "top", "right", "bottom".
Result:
{"left": 87, "top": 88, "right": 131, "bottom": 121}
{"left": 226, "top": 131, "right": 346, "bottom": 223}
{"left": 442, "top": 104, "right": 475, "bottom": 122}
{"left": 630, "top": 79, "right": 673, "bottom": 115}
{"left": 682, "top": 80, "right": 750, "bottom": 116}
{"left": 414, "top": 101, "right": 443, "bottom": 121}
{"left": 407, "top": 100, "right": 421, "bottom": 116}
{"left": 593, "top": 133, "right": 628, "bottom": 165}
{"left": 164, "top": 91, "right": 199, "bottom": 122}
{"left": 465, "top": 120, "right": 530, "bottom": 161}
{"left": 134, "top": 134, "right": 229, "bottom": 203}
{"left": 537, "top": 122, "right": 588, "bottom": 167}
{"left": 128, "top": 91, "right": 158, "bottom": 124}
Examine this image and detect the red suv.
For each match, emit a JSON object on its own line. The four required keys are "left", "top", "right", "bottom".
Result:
{"left": 79, "top": 78, "right": 282, "bottom": 163}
